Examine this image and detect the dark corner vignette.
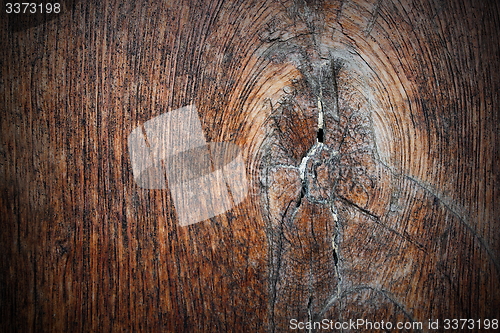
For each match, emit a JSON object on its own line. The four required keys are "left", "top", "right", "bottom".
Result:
{"left": 5, "top": 0, "right": 74, "bottom": 32}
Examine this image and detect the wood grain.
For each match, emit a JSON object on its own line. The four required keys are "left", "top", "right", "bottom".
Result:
{"left": 1, "top": 0, "right": 499, "bottom": 332}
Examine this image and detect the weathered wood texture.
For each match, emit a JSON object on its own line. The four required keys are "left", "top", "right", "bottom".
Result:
{"left": 1, "top": 0, "right": 499, "bottom": 332}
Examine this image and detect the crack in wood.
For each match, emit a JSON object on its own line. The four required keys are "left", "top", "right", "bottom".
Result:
{"left": 260, "top": 53, "right": 354, "bottom": 329}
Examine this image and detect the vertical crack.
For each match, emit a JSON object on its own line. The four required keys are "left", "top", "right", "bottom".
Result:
{"left": 307, "top": 296, "right": 314, "bottom": 333}
{"left": 314, "top": 204, "right": 342, "bottom": 321}
{"left": 327, "top": 61, "right": 343, "bottom": 320}
{"left": 314, "top": 59, "right": 344, "bottom": 321}
{"left": 296, "top": 186, "right": 306, "bottom": 207}
{"left": 263, "top": 53, "right": 349, "bottom": 330}
{"left": 332, "top": 243, "right": 339, "bottom": 266}
{"left": 332, "top": 204, "right": 342, "bottom": 293}
{"left": 316, "top": 128, "right": 324, "bottom": 143}
{"left": 317, "top": 96, "right": 324, "bottom": 143}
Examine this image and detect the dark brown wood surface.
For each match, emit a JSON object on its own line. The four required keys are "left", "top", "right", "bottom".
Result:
{"left": 1, "top": 0, "right": 499, "bottom": 332}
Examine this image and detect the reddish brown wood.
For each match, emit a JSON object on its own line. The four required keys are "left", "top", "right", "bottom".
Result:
{"left": 1, "top": 0, "right": 499, "bottom": 332}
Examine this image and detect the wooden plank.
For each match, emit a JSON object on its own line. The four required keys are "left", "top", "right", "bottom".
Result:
{"left": 1, "top": 0, "right": 499, "bottom": 331}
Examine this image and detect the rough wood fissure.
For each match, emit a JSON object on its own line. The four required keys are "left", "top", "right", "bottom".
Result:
{"left": 1, "top": 0, "right": 499, "bottom": 332}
